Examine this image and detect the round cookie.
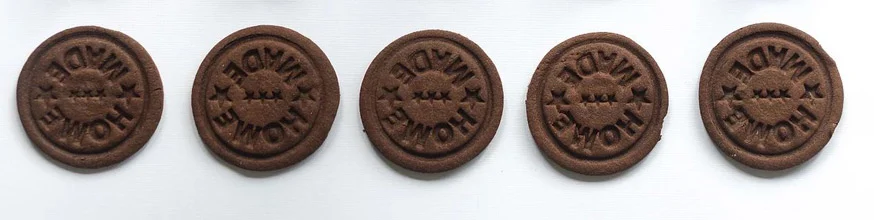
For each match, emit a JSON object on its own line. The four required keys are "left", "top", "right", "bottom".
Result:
{"left": 699, "top": 23, "right": 843, "bottom": 170}
{"left": 360, "top": 30, "right": 503, "bottom": 173}
{"left": 192, "top": 25, "right": 339, "bottom": 171}
{"left": 526, "top": 32, "right": 668, "bottom": 176}
{"left": 17, "top": 26, "right": 164, "bottom": 169}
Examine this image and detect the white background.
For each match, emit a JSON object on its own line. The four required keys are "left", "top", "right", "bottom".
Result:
{"left": 0, "top": 0, "right": 870, "bottom": 219}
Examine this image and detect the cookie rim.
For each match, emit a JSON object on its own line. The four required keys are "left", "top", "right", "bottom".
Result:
{"left": 192, "top": 25, "right": 340, "bottom": 171}
{"left": 360, "top": 29, "right": 504, "bottom": 173}
{"left": 16, "top": 26, "right": 164, "bottom": 169}
{"left": 526, "top": 32, "right": 668, "bottom": 176}
{"left": 698, "top": 22, "right": 843, "bottom": 170}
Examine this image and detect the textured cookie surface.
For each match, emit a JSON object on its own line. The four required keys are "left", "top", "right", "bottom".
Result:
{"left": 699, "top": 23, "right": 843, "bottom": 170}
{"left": 360, "top": 30, "right": 503, "bottom": 173}
{"left": 17, "top": 26, "right": 164, "bottom": 169}
{"left": 526, "top": 32, "right": 668, "bottom": 175}
{"left": 192, "top": 25, "right": 339, "bottom": 171}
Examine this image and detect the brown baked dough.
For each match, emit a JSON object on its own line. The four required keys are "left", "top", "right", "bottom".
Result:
{"left": 527, "top": 32, "right": 668, "bottom": 175}
{"left": 699, "top": 23, "right": 843, "bottom": 170}
{"left": 192, "top": 25, "right": 339, "bottom": 171}
{"left": 17, "top": 26, "right": 164, "bottom": 169}
{"left": 360, "top": 30, "right": 503, "bottom": 173}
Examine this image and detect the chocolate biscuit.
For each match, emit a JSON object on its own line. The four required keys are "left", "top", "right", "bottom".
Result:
{"left": 699, "top": 23, "right": 843, "bottom": 170}
{"left": 192, "top": 25, "right": 339, "bottom": 171}
{"left": 17, "top": 26, "right": 164, "bottom": 169}
{"left": 360, "top": 30, "right": 503, "bottom": 173}
{"left": 527, "top": 32, "right": 668, "bottom": 175}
